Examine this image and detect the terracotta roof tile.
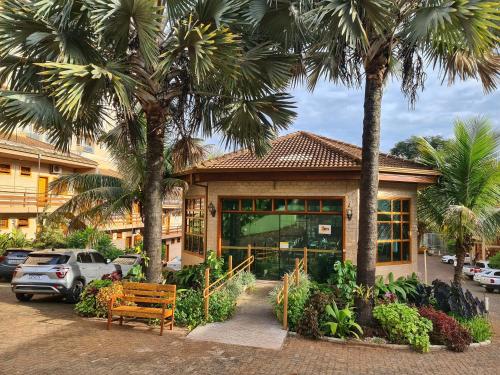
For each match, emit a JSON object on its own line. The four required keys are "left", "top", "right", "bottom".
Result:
{"left": 0, "top": 133, "right": 97, "bottom": 166}
{"left": 195, "top": 131, "right": 429, "bottom": 171}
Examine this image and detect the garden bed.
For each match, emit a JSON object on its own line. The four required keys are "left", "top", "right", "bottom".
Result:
{"left": 287, "top": 331, "right": 491, "bottom": 351}
{"left": 271, "top": 261, "right": 494, "bottom": 354}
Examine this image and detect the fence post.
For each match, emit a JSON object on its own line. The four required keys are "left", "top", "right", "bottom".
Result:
{"left": 303, "top": 247, "right": 308, "bottom": 275}
{"left": 283, "top": 274, "right": 288, "bottom": 330}
{"left": 204, "top": 267, "right": 210, "bottom": 320}
{"left": 247, "top": 244, "right": 251, "bottom": 271}
{"left": 228, "top": 255, "right": 233, "bottom": 278}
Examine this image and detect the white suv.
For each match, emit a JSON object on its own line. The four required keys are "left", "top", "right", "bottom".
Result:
{"left": 11, "top": 249, "right": 118, "bottom": 303}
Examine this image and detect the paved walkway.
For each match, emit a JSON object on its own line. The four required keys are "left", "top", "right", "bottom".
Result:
{"left": 187, "top": 280, "right": 287, "bottom": 350}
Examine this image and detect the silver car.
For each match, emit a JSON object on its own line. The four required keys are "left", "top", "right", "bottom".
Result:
{"left": 11, "top": 249, "right": 118, "bottom": 303}
{"left": 112, "top": 254, "right": 142, "bottom": 276}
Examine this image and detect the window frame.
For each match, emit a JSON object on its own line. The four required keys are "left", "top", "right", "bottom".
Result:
{"left": 184, "top": 196, "right": 206, "bottom": 257}
{"left": 20, "top": 166, "right": 31, "bottom": 177}
{"left": 220, "top": 197, "right": 344, "bottom": 215}
{"left": 0, "top": 217, "right": 8, "bottom": 229}
{"left": 17, "top": 218, "right": 29, "bottom": 228}
{"left": 0, "top": 163, "right": 11, "bottom": 174}
{"left": 376, "top": 197, "right": 412, "bottom": 265}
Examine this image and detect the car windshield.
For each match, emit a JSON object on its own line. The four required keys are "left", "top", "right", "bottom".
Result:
{"left": 24, "top": 254, "right": 70, "bottom": 265}
{"left": 113, "top": 257, "right": 137, "bottom": 265}
{"left": 5, "top": 250, "right": 31, "bottom": 257}
{"left": 476, "top": 262, "right": 486, "bottom": 268}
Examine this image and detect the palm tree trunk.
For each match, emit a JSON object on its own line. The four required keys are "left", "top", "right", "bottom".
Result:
{"left": 454, "top": 239, "right": 465, "bottom": 284}
{"left": 355, "top": 69, "right": 384, "bottom": 325}
{"left": 143, "top": 107, "right": 165, "bottom": 283}
{"left": 454, "top": 235, "right": 471, "bottom": 284}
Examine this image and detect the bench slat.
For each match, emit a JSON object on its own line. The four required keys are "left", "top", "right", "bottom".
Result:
{"left": 122, "top": 289, "right": 174, "bottom": 297}
{"left": 121, "top": 296, "right": 174, "bottom": 304}
{"left": 123, "top": 282, "right": 176, "bottom": 292}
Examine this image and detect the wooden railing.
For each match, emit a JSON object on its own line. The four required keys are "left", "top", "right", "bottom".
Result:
{"left": 202, "top": 255, "right": 255, "bottom": 319}
{"left": 276, "top": 256, "right": 306, "bottom": 330}
{"left": 0, "top": 187, "right": 71, "bottom": 208}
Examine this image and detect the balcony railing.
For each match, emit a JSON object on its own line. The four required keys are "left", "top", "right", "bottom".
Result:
{"left": 0, "top": 186, "right": 71, "bottom": 208}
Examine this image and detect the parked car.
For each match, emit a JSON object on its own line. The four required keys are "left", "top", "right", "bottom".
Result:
{"left": 481, "top": 270, "right": 500, "bottom": 293}
{"left": 462, "top": 260, "right": 490, "bottom": 279}
{"left": 0, "top": 249, "right": 33, "bottom": 280}
{"left": 163, "top": 256, "right": 181, "bottom": 272}
{"left": 442, "top": 253, "right": 471, "bottom": 264}
{"left": 473, "top": 268, "right": 498, "bottom": 283}
{"left": 11, "top": 249, "right": 118, "bottom": 303}
{"left": 112, "top": 254, "right": 142, "bottom": 276}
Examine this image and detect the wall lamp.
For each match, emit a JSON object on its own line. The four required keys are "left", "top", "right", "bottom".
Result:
{"left": 208, "top": 202, "right": 216, "bottom": 217}
{"left": 346, "top": 204, "right": 353, "bottom": 221}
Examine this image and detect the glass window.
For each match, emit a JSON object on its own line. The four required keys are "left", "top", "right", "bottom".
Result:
{"left": 392, "top": 200, "right": 401, "bottom": 212}
{"left": 241, "top": 199, "right": 253, "bottom": 211}
{"left": 222, "top": 199, "right": 239, "bottom": 211}
{"left": 77, "top": 253, "right": 93, "bottom": 263}
{"left": 25, "top": 254, "right": 69, "bottom": 265}
{"left": 402, "top": 200, "right": 410, "bottom": 213}
{"left": 307, "top": 200, "right": 320, "bottom": 212}
{"left": 377, "top": 223, "right": 391, "bottom": 240}
{"left": 377, "top": 200, "right": 391, "bottom": 212}
{"left": 322, "top": 199, "right": 342, "bottom": 212}
{"left": 287, "top": 199, "right": 305, "bottom": 211}
{"left": 377, "top": 214, "right": 391, "bottom": 221}
{"left": 377, "top": 243, "right": 391, "bottom": 262}
{"left": 184, "top": 197, "right": 205, "bottom": 256}
{"left": 20, "top": 166, "right": 31, "bottom": 176}
{"left": 92, "top": 252, "right": 106, "bottom": 263}
{"left": 274, "top": 199, "right": 286, "bottom": 211}
{"left": 377, "top": 198, "right": 411, "bottom": 264}
{"left": 255, "top": 199, "right": 272, "bottom": 211}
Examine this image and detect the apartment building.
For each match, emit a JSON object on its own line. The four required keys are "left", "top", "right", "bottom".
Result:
{"left": 0, "top": 131, "right": 182, "bottom": 260}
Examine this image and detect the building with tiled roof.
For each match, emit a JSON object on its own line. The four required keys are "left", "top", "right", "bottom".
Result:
{"left": 190, "top": 131, "right": 430, "bottom": 171}
{"left": 0, "top": 131, "right": 182, "bottom": 260}
{"left": 179, "top": 131, "right": 438, "bottom": 281}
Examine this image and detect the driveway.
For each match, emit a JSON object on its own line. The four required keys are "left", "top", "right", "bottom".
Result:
{"left": 1, "top": 259, "right": 499, "bottom": 375}
{"left": 418, "top": 253, "right": 500, "bottom": 322}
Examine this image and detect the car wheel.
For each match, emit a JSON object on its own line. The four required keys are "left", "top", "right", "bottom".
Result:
{"left": 485, "top": 287, "right": 494, "bottom": 293}
{"left": 16, "top": 293, "right": 33, "bottom": 302}
{"left": 448, "top": 259, "right": 454, "bottom": 264}
{"left": 65, "top": 279, "right": 84, "bottom": 303}
{"left": 467, "top": 275, "right": 474, "bottom": 280}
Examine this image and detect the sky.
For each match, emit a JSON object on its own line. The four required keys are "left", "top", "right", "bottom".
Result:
{"left": 208, "top": 70, "right": 499, "bottom": 153}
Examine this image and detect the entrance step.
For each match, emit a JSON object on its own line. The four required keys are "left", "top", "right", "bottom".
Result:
{"left": 186, "top": 280, "right": 287, "bottom": 350}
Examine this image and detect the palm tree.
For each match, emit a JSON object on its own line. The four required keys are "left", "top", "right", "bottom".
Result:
{"left": 418, "top": 118, "right": 499, "bottom": 284}
{"left": 0, "top": 1, "right": 297, "bottom": 281}
{"left": 296, "top": 0, "right": 498, "bottom": 323}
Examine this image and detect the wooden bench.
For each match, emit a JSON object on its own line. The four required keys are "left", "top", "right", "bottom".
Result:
{"left": 107, "top": 282, "right": 176, "bottom": 336}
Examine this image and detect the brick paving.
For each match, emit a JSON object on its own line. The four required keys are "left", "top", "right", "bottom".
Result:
{"left": 2, "top": 258, "right": 500, "bottom": 375}
{"left": 187, "top": 280, "right": 287, "bottom": 349}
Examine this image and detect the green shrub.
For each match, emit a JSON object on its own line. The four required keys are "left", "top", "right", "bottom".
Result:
{"left": 328, "top": 260, "right": 357, "bottom": 304}
{"left": 0, "top": 229, "right": 31, "bottom": 254}
{"left": 174, "top": 270, "right": 254, "bottom": 330}
{"left": 67, "top": 228, "right": 123, "bottom": 260}
{"left": 322, "top": 301, "right": 363, "bottom": 339}
{"left": 174, "top": 289, "right": 205, "bottom": 329}
{"left": 374, "top": 272, "right": 419, "bottom": 302}
{"left": 32, "top": 222, "right": 67, "bottom": 249}
{"left": 297, "top": 290, "right": 336, "bottom": 338}
{"left": 459, "top": 316, "right": 493, "bottom": 343}
{"left": 488, "top": 252, "right": 500, "bottom": 269}
{"left": 373, "top": 303, "right": 432, "bottom": 353}
{"left": 75, "top": 280, "right": 112, "bottom": 317}
{"left": 271, "top": 272, "right": 311, "bottom": 331}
